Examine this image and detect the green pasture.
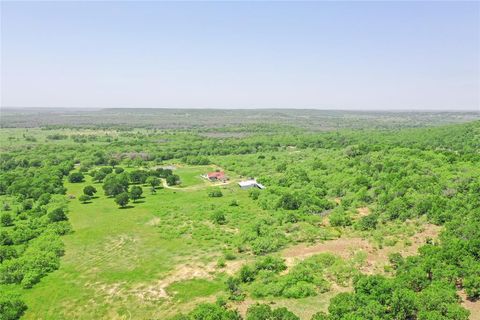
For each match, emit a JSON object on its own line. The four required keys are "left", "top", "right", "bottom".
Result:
{"left": 18, "top": 171, "right": 261, "bottom": 319}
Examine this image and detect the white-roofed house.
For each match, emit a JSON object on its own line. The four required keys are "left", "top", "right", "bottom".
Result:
{"left": 238, "top": 179, "right": 265, "bottom": 190}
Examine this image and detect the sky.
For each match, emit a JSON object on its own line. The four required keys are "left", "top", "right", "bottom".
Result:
{"left": 1, "top": 1, "right": 479, "bottom": 110}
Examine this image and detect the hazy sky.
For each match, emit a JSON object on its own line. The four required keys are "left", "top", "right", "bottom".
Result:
{"left": 1, "top": 1, "right": 479, "bottom": 110}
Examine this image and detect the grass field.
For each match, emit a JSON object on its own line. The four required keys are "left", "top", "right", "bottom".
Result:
{"left": 18, "top": 171, "right": 262, "bottom": 319}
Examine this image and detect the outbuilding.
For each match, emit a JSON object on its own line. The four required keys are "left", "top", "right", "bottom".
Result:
{"left": 238, "top": 179, "right": 265, "bottom": 189}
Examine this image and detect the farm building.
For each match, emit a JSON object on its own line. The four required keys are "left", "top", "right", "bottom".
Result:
{"left": 238, "top": 179, "right": 265, "bottom": 189}
{"left": 204, "top": 171, "right": 227, "bottom": 182}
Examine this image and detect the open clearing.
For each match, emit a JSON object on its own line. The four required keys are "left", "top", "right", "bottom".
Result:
{"left": 19, "top": 167, "right": 261, "bottom": 319}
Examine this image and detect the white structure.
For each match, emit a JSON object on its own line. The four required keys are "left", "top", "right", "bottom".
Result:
{"left": 238, "top": 179, "right": 265, "bottom": 190}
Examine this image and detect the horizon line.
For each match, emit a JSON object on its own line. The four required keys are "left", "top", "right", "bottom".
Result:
{"left": 1, "top": 106, "right": 479, "bottom": 113}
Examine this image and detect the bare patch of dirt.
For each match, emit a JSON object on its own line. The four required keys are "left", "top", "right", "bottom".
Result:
{"left": 282, "top": 224, "right": 441, "bottom": 274}
{"left": 283, "top": 237, "right": 371, "bottom": 267}
{"left": 131, "top": 263, "right": 217, "bottom": 300}
{"left": 87, "top": 256, "right": 247, "bottom": 304}
{"left": 458, "top": 290, "right": 480, "bottom": 320}
{"left": 356, "top": 207, "right": 370, "bottom": 217}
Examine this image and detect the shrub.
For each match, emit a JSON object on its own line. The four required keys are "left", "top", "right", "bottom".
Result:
{"left": 282, "top": 281, "right": 317, "bottom": 298}
{"left": 464, "top": 275, "right": 480, "bottom": 300}
{"left": 67, "top": 172, "right": 84, "bottom": 183}
{"left": 83, "top": 185, "right": 97, "bottom": 196}
{"left": 115, "top": 192, "right": 130, "bottom": 208}
{"left": 0, "top": 292, "right": 27, "bottom": 320}
{"left": 249, "top": 189, "right": 260, "bottom": 200}
{"left": 355, "top": 213, "right": 378, "bottom": 231}
{"left": 78, "top": 194, "right": 91, "bottom": 203}
{"left": 211, "top": 211, "right": 227, "bottom": 224}
{"left": 208, "top": 188, "right": 223, "bottom": 198}
{"left": 114, "top": 167, "right": 124, "bottom": 174}
{"left": 130, "top": 186, "right": 143, "bottom": 202}
{"left": 47, "top": 208, "right": 67, "bottom": 222}
{"left": 0, "top": 213, "right": 13, "bottom": 227}
{"left": 329, "top": 207, "right": 352, "bottom": 227}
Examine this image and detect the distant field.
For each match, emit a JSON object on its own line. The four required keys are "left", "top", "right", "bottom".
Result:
{"left": 1, "top": 108, "right": 478, "bottom": 130}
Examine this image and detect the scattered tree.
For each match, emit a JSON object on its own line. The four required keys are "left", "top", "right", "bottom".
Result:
{"left": 115, "top": 192, "right": 130, "bottom": 208}
{"left": 130, "top": 186, "right": 143, "bottom": 202}
{"left": 67, "top": 172, "right": 84, "bottom": 183}
{"left": 83, "top": 185, "right": 97, "bottom": 197}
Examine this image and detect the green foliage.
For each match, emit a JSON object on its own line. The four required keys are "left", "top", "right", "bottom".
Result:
{"left": 78, "top": 194, "right": 91, "bottom": 203}
{"left": 129, "top": 170, "right": 149, "bottom": 184}
{"left": 1, "top": 213, "right": 13, "bottom": 227}
{"left": 211, "top": 211, "right": 227, "bottom": 225}
{"left": 83, "top": 185, "right": 97, "bottom": 196}
{"left": 0, "top": 292, "right": 27, "bottom": 320}
{"left": 115, "top": 192, "right": 130, "bottom": 208}
{"left": 463, "top": 275, "right": 480, "bottom": 300}
{"left": 208, "top": 188, "right": 223, "bottom": 198}
{"left": 67, "top": 172, "right": 84, "bottom": 183}
{"left": 129, "top": 186, "right": 143, "bottom": 202}
{"left": 103, "top": 173, "right": 129, "bottom": 197}
{"left": 174, "top": 303, "right": 241, "bottom": 320}
{"left": 246, "top": 304, "right": 300, "bottom": 320}
{"left": 0, "top": 232, "right": 64, "bottom": 288}
{"left": 166, "top": 174, "right": 180, "bottom": 186}
{"left": 47, "top": 208, "right": 67, "bottom": 222}
{"left": 146, "top": 176, "right": 161, "bottom": 188}
{"left": 355, "top": 213, "right": 378, "bottom": 231}
{"left": 329, "top": 207, "right": 352, "bottom": 227}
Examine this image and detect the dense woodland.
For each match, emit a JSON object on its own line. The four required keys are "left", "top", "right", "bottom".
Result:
{"left": 0, "top": 116, "right": 479, "bottom": 319}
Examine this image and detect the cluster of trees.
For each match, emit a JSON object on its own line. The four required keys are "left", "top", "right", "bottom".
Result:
{"left": 171, "top": 122, "right": 480, "bottom": 318}
{"left": 172, "top": 302, "right": 300, "bottom": 320}
{"left": 0, "top": 149, "right": 76, "bottom": 318}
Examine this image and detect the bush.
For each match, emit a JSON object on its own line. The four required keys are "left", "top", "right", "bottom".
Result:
{"left": 83, "top": 185, "right": 97, "bottom": 196}
{"left": 130, "top": 186, "right": 143, "bottom": 202}
{"left": 239, "top": 265, "right": 256, "bottom": 283}
{"left": 67, "top": 172, "right": 84, "bottom": 183}
{"left": 208, "top": 188, "right": 223, "bottom": 198}
{"left": 0, "top": 213, "right": 13, "bottom": 227}
{"left": 0, "top": 293, "right": 27, "bottom": 320}
{"left": 166, "top": 174, "right": 180, "bottom": 186}
{"left": 47, "top": 208, "right": 67, "bottom": 222}
{"left": 355, "top": 213, "right": 378, "bottom": 231}
{"left": 329, "top": 208, "right": 352, "bottom": 227}
{"left": 464, "top": 275, "right": 480, "bottom": 300}
{"left": 282, "top": 281, "right": 317, "bottom": 298}
{"left": 114, "top": 167, "right": 124, "bottom": 174}
{"left": 115, "top": 192, "right": 130, "bottom": 208}
{"left": 249, "top": 189, "right": 260, "bottom": 200}
{"left": 211, "top": 211, "right": 227, "bottom": 224}
{"left": 78, "top": 194, "right": 91, "bottom": 203}
{"left": 246, "top": 303, "right": 300, "bottom": 320}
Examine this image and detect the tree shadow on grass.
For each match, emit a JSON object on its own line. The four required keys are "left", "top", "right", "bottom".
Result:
{"left": 119, "top": 205, "right": 135, "bottom": 209}
{"left": 133, "top": 200, "right": 146, "bottom": 204}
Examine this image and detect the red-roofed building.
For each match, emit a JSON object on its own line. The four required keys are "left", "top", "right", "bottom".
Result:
{"left": 206, "top": 171, "right": 226, "bottom": 181}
